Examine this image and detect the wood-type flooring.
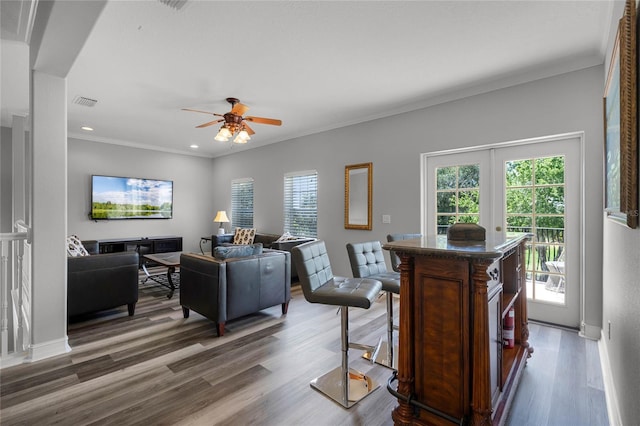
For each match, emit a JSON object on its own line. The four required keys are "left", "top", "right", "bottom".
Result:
{"left": 0, "top": 279, "right": 608, "bottom": 425}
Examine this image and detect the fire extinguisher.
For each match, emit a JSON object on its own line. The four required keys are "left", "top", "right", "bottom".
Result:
{"left": 503, "top": 307, "right": 515, "bottom": 349}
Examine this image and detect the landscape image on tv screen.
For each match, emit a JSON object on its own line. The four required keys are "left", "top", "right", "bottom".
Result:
{"left": 91, "top": 175, "right": 173, "bottom": 220}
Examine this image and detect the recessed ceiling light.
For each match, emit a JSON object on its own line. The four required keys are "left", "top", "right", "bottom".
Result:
{"left": 81, "top": 126, "right": 94, "bottom": 131}
{"left": 190, "top": 144, "right": 199, "bottom": 149}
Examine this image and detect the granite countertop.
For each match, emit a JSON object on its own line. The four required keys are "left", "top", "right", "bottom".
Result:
{"left": 382, "top": 232, "right": 531, "bottom": 259}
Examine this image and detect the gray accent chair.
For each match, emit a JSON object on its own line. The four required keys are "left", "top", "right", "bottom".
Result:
{"left": 386, "top": 233, "right": 422, "bottom": 272}
{"left": 346, "top": 241, "right": 400, "bottom": 369}
{"left": 180, "top": 250, "right": 291, "bottom": 337}
{"left": 291, "top": 240, "right": 382, "bottom": 408}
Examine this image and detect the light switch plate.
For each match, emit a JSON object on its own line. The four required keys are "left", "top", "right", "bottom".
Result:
{"left": 382, "top": 214, "right": 391, "bottom": 224}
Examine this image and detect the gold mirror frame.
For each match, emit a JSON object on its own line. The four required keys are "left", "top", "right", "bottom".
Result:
{"left": 345, "top": 162, "right": 372, "bottom": 230}
{"left": 604, "top": 0, "right": 638, "bottom": 228}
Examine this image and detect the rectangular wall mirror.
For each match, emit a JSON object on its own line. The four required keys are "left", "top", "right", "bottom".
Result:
{"left": 345, "top": 162, "right": 372, "bottom": 230}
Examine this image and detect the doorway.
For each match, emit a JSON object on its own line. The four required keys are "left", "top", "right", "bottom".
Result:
{"left": 423, "top": 133, "right": 583, "bottom": 328}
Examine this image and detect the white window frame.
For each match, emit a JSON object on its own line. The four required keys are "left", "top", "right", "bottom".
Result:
{"left": 284, "top": 170, "right": 318, "bottom": 238}
{"left": 231, "top": 178, "right": 254, "bottom": 229}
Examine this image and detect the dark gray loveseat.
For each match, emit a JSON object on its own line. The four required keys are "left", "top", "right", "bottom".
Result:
{"left": 211, "top": 232, "right": 314, "bottom": 279}
{"left": 180, "top": 249, "right": 291, "bottom": 336}
{"left": 67, "top": 246, "right": 139, "bottom": 317}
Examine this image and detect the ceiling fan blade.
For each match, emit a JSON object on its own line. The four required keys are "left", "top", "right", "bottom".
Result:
{"left": 245, "top": 116, "right": 282, "bottom": 126}
{"left": 196, "top": 119, "right": 224, "bottom": 128}
{"left": 182, "top": 108, "right": 223, "bottom": 117}
{"left": 231, "top": 102, "right": 250, "bottom": 116}
{"left": 242, "top": 122, "right": 256, "bottom": 135}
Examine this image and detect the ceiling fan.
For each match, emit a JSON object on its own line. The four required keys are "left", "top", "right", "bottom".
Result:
{"left": 182, "top": 97, "right": 282, "bottom": 144}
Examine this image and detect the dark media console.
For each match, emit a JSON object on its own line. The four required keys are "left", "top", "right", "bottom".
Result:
{"left": 97, "top": 236, "right": 182, "bottom": 260}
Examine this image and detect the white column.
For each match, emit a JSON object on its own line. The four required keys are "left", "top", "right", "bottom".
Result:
{"left": 28, "top": 70, "right": 70, "bottom": 361}
{"left": 12, "top": 115, "right": 26, "bottom": 223}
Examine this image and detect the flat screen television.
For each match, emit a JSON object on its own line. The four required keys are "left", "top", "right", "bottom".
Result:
{"left": 90, "top": 175, "right": 173, "bottom": 220}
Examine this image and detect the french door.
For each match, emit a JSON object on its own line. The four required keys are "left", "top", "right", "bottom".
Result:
{"left": 424, "top": 134, "right": 583, "bottom": 328}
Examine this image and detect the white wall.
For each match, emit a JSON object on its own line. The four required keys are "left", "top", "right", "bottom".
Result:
{"left": 211, "top": 65, "right": 604, "bottom": 332}
{"left": 30, "top": 71, "right": 69, "bottom": 360}
{"left": 0, "top": 126, "right": 12, "bottom": 232}
{"left": 67, "top": 139, "right": 215, "bottom": 254}
{"left": 599, "top": 2, "right": 640, "bottom": 424}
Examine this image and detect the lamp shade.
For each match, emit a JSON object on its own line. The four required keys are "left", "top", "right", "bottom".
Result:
{"left": 213, "top": 211, "right": 230, "bottom": 223}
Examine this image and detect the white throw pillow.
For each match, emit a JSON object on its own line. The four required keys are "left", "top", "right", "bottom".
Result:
{"left": 276, "top": 231, "right": 293, "bottom": 242}
{"left": 66, "top": 235, "right": 90, "bottom": 257}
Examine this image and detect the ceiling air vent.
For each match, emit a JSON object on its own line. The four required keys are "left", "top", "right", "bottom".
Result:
{"left": 73, "top": 96, "right": 97, "bottom": 107}
{"left": 157, "top": 0, "right": 188, "bottom": 11}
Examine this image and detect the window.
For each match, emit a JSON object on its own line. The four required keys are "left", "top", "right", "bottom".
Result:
{"left": 435, "top": 164, "right": 480, "bottom": 234}
{"left": 284, "top": 170, "right": 318, "bottom": 238}
{"left": 231, "top": 178, "right": 254, "bottom": 229}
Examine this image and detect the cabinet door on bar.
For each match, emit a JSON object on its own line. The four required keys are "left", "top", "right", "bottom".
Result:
{"left": 414, "top": 256, "right": 470, "bottom": 423}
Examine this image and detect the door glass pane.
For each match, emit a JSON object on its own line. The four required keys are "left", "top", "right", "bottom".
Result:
{"left": 458, "top": 215, "right": 480, "bottom": 224}
{"left": 435, "top": 164, "right": 480, "bottom": 234}
{"left": 505, "top": 159, "right": 532, "bottom": 186}
{"left": 506, "top": 215, "right": 532, "bottom": 230}
{"left": 458, "top": 165, "right": 480, "bottom": 188}
{"left": 535, "top": 217, "right": 565, "bottom": 241}
{"left": 534, "top": 157, "right": 565, "bottom": 185}
{"left": 437, "top": 215, "right": 456, "bottom": 234}
{"left": 506, "top": 155, "right": 566, "bottom": 305}
{"left": 506, "top": 188, "right": 534, "bottom": 213}
{"left": 535, "top": 187, "right": 565, "bottom": 214}
{"left": 437, "top": 166, "right": 457, "bottom": 189}
{"left": 458, "top": 190, "right": 479, "bottom": 213}
{"left": 437, "top": 192, "right": 456, "bottom": 213}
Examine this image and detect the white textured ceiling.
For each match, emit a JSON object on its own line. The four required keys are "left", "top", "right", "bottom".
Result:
{"left": 2, "top": 1, "right": 615, "bottom": 158}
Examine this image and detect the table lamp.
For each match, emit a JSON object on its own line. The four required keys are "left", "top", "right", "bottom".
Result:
{"left": 213, "top": 211, "right": 230, "bottom": 235}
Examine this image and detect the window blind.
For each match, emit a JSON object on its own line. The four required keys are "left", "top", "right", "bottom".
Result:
{"left": 284, "top": 170, "right": 318, "bottom": 238}
{"left": 231, "top": 178, "right": 254, "bottom": 229}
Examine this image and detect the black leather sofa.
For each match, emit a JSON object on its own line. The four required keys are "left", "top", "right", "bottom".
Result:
{"left": 180, "top": 250, "right": 291, "bottom": 336}
{"left": 67, "top": 241, "right": 139, "bottom": 317}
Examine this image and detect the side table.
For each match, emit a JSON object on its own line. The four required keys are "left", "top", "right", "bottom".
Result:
{"left": 200, "top": 236, "right": 212, "bottom": 255}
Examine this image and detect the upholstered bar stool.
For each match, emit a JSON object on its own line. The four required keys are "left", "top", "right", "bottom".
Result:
{"left": 346, "top": 241, "right": 400, "bottom": 369}
{"left": 291, "top": 240, "right": 383, "bottom": 408}
{"left": 386, "top": 233, "right": 422, "bottom": 272}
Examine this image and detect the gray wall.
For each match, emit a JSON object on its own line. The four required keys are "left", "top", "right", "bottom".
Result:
{"left": 600, "top": 1, "right": 640, "bottom": 424}
{"left": 211, "top": 65, "right": 604, "bottom": 331}
{"left": 67, "top": 139, "right": 214, "bottom": 254}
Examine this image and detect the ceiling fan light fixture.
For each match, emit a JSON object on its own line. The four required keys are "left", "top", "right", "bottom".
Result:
{"left": 215, "top": 126, "right": 232, "bottom": 141}
{"left": 184, "top": 97, "right": 281, "bottom": 146}
{"left": 234, "top": 130, "right": 250, "bottom": 144}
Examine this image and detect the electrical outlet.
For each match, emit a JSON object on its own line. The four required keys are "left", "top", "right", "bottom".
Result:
{"left": 382, "top": 214, "right": 391, "bottom": 224}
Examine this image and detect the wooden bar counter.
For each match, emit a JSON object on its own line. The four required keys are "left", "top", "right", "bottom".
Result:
{"left": 383, "top": 233, "right": 533, "bottom": 425}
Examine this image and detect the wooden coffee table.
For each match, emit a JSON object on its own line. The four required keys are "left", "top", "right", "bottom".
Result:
{"left": 142, "top": 251, "right": 181, "bottom": 298}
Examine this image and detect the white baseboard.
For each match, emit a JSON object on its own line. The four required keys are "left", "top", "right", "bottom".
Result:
{"left": 598, "top": 330, "right": 622, "bottom": 426}
{"left": 0, "top": 351, "right": 29, "bottom": 369}
{"left": 27, "top": 336, "right": 71, "bottom": 362}
{"left": 579, "top": 321, "right": 601, "bottom": 340}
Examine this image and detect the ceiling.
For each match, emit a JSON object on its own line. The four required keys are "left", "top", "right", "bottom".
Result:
{"left": 1, "top": 1, "right": 615, "bottom": 158}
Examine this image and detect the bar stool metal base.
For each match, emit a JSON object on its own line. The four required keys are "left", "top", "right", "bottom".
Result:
{"left": 362, "top": 340, "right": 398, "bottom": 370}
{"left": 310, "top": 366, "right": 380, "bottom": 408}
